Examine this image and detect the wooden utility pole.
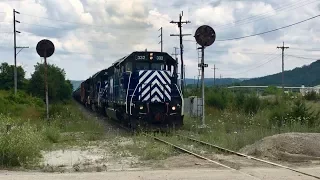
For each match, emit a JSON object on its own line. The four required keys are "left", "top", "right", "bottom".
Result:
{"left": 277, "top": 42, "right": 289, "bottom": 91}
{"left": 211, "top": 64, "right": 218, "bottom": 86}
{"left": 158, "top": 27, "right": 163, "bottom": 52}
{"left": 13, "top": 9, "right": 29, "bottom": 95}
{"left": 171, "top": 47, "right": 179, "bottom": 60}
{"left": 170, "top": 11, "right": 191, "bottom": 93}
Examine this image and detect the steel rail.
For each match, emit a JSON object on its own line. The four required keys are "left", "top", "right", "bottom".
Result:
{"left": 144, "top": 133, "right": 262, "bottom": 180}
{"left": 178, "top": 134, "right": 320, "bottom": 180}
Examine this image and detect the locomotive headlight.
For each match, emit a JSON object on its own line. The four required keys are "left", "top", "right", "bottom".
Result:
{"left": 139, "top": 105, "right": 144, "bottom": 110}
{"left": 172, "top": 106, "right": 176, "bottom": 111}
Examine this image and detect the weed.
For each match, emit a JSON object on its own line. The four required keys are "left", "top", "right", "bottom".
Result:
{"left": 0, "top": 115, "right": 44, "bottom": 167}
{"left": 304, "top": 91, "right": 319, "bottom": 101}
{"left": 42, "top": 126, "right": 61, "bottom": 143}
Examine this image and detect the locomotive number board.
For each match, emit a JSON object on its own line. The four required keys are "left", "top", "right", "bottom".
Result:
{"left": 135, "top": 54, "right": 164, "bottom": 61}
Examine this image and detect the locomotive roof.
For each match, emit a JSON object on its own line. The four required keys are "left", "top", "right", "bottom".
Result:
{"left": 91, "top": 68, "right": 108, "bottom": 79}
{"left": 112, "top": 51, "right": 174, "bottom": 66}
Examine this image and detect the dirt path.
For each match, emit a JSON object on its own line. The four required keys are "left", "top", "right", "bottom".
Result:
{"left": 2, "top": 166, "right": 320, "bottom": 180}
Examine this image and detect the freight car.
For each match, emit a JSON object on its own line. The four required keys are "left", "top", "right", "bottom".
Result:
{"left": 73, "top": 51, "right": 184, "bottom": 130}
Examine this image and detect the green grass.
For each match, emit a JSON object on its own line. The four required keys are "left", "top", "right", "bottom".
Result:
{"left": 179, "top": 104, "right": 320, "bottom": 151}
{"left": 109, "top": 135, "right": 178, "bottom": 161}
{"left": 0, "top": 90, "right": 105, "bottom": 167}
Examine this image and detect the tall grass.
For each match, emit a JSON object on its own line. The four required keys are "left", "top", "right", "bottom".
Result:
{"left": 0, "top": 115, "right": 45, "bottom": 167}
{"left": 182, "top": 88, "right": 320, "bottom": 151}
{"left": 0, "top": 91, "right": 104, "bottom": 167}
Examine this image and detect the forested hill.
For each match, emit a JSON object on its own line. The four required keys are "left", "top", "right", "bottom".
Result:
{"left": 241, "top": 60, "right": 320, "bottom": 87}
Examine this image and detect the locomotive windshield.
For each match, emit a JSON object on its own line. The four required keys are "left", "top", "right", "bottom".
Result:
{"left": 151, "top": 63, "right": 164, "bottom": 70}
{"left": 136, "top": 62, "right": 165, "bottom": 70}
{"left": 136, "top": 62, "right": 149, "bottom": 70}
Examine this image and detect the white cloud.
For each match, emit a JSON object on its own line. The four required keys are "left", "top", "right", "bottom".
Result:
{"left": 194, "top": 4, "right": 234, "bottom": 25}
{"left": 0, "top": 0, "right": 319, "bottom": 81}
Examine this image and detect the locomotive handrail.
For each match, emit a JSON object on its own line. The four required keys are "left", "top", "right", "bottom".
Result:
{"left": 129, "top": 82, "right": 141, "bottom": 115}
{"left": 125, "top": 72, "right": 132, "bottom": 114}
{"left": 175, "top": 84, "right": 184, "bottom": 116}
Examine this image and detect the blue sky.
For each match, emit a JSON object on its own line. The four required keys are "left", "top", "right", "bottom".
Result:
{"left": 0, "top": 0, "right": 319, "bottom": 80}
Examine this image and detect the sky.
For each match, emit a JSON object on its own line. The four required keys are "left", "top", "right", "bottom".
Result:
{"left": 0, "top": 0, "right": 319, "bottom": 81}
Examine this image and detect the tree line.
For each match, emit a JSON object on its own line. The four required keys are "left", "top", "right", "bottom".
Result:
{"left": 0, "top": 62, "right": 73, "bottom": 102}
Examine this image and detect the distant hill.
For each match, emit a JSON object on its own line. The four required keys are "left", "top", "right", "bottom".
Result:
{"left": 70, "top": 80, "right": 83, "bottom": 91}
{"left": 241, "top": 60, "right": 320, "bottom": 87}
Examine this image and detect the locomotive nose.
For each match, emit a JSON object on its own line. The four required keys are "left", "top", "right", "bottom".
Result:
{"left": 155, "top": 113, "right": 162, "bottom": 121}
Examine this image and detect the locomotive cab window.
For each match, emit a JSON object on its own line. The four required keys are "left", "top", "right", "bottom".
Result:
{"left": 151, "top": 63, "right": 164, "bottom": 70}
{"left": 126, "top": 62, "right": 132, "bottom": 72}
{"left": 136, "top": 62, "right": 149, "bottom": 70}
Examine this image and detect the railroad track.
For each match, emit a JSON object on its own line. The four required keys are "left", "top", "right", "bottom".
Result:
{"left": 77, "top": 104, "right": 320, "bottom": 179}
{"left": 143, "top": 133, "right": 320, "bottom": 180}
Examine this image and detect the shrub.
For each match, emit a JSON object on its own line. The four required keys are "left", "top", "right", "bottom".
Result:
{"left": 233, "top": 92, "right": 245, "bottom": 110}
{"left": 269, "top": 101, "right": 291, "bottom": 128}
{"left": 243, "top": 94, "right": 261, "bottom": 114}
{"left": 304, "top": 91, "right": 319, "bottom": 101}
{"left": 291, "top": 99, "right": 320, "bottom": 127}
{"left": 206, "top": 92, "right": 226, "bottom": 110}
{"left": 269, "top": 98, "right": 320, "bottom": 128}
{"left": 0, "top": 115, "right": 44, "bottom": 167}
{"left": 42, "top": 126, "right": 61, "bottom": 143}
{"left": 263, "top": 86, "right": 281, "bottom": 95}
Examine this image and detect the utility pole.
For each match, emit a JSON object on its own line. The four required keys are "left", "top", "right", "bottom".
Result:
{"left": 170, "top": 11, "right": 191, "bottom": 94}
{"left": 13, "top": 9, "right": 29, "bottom": 95}
{"left": 184, "top": 65, "right": 186, "bottom": 88}
{"left": 171, "top": 47, "right": 179, "bottom": 60}
{"left": 158, "top": 27, "right": 163, "bottom": 52}
{"left": 211, "top": 64, "right": 218, "bottom": 86}
{"left": 277, "top": 42, "right": 289, "bottom": 91}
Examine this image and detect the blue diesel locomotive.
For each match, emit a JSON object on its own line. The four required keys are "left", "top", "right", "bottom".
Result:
{"left": 73, "top": 51, "right": 184, "bottom": 130}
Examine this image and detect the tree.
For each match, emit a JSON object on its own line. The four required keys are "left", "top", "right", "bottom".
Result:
{"left": 0, "top": 62, "right": 26, "bottom": 90}
{"left": 28, "top": 63, "right": 72, "bottom": 102}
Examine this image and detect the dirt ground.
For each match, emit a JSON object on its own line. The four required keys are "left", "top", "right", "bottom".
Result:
{"left": 240, "top": 133, "right": 320, "bottom": 163}
{"left": 34, "top": 103, "right": 320, "bottom": 178}
{"left": 2, "top": 166, "right": 320, "bottom": 180}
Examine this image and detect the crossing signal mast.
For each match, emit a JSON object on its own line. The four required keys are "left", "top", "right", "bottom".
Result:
{"left": 194, "top": 25, "right": 216, "bottom": 128}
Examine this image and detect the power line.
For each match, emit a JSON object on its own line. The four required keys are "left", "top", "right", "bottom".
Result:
{"left": 286, "top": 54, "right": 319, "bottom": 60}
{"left": 224, "top": 54, "right": 280, "bottom": 77}
{"left": 218, "top": 52, "right": 280, "bottom": 71}
{"left": 289, "top": 47, "right": 320, "bottom": 51}
{"left": 18, "top": 12, "right": 155, "bottom": 31}
{"left": 18, "top": 12, "right": 111, "bottom": 28}
{"left": 216, "top": 13, "right": 320, "bottom": 41}
{"left": 215, "top": 0, "right": 317, "bottom": 30}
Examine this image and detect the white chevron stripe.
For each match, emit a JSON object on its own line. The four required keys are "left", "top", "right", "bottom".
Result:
{"left": 140, "top": 85, "right": 150, "bottom": 100}
{"left": 164, "top": 88, "right": 171, "bottom": 100}
{"left": 159, "top": 71, "right": 171, "bottom": 84}
{"left": 139, "top": 71, "right": 152, "bottom": 84}
{"left": 151, "top": 94, "right": 161, "bottom": 102}
{"left": 138, "top": 70, "right": 172, "bottom": 102}
{"left": 151, "top": 86, "right": 163, "bottom": 100}
{"left": 145, "top": 71, "right": 167, "bottom": 85}
{"left": 142, "top": 93, "right": 150, "bottom": 101}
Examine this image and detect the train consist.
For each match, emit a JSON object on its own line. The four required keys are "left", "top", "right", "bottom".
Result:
{"left": 73, "top": 51, "right": 184, "bottom": 130}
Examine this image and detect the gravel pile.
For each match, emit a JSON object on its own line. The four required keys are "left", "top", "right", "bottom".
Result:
{"left": 239, "top": 133, "right": 320, "bottom": 162}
